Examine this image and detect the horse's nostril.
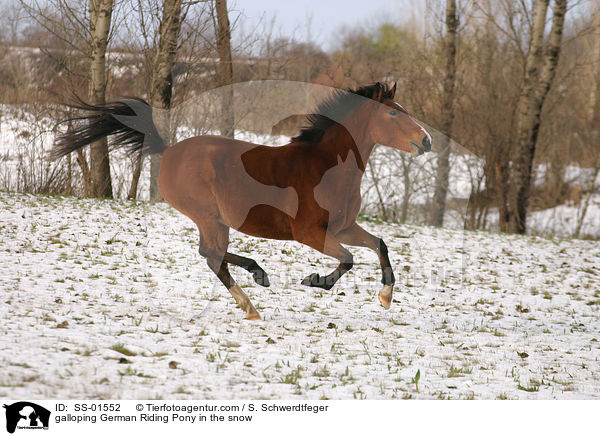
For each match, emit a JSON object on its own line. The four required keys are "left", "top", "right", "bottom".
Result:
{"left": 422, "top": 136, "right": 431, "bottom": 151}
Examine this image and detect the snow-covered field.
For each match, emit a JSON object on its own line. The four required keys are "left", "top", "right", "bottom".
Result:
{"left": 1, "top": 191, "right": 599, "bottom": 400}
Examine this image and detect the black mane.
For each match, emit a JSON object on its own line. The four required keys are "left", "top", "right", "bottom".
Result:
{"left": 292, "top": 83, "right": 394, "bottom": 143}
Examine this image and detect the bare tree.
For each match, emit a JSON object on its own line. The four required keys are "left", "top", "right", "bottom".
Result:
{"left": 18, "top": 0, "right": 102, "bottom": 196}
{"left": 505, "top": 0, "right": 568, "bottom": 233}
{"left": 430, "top": 0, "right": 458, "bottom": 227}
{"left": 88, "top": 0, "right": 114, "bottom": 197}
{"left": 2, "top": 1, "right": 26, "bottom": 43}
{"left": 145, "top": 0, "right": 185, "bottom": 202}
{"left": 214, "top": 0, "right": 234, "bottom": 137}
{"left": 575, "top": 6, "right": 600, "bottom": 238}
{"left": 587, "top": 2, "right": 600, "bottom": 125}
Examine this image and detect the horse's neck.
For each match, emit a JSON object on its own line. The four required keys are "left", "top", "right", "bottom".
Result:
{"left": 318, "top": 124, "right": 376, "bottom": 175}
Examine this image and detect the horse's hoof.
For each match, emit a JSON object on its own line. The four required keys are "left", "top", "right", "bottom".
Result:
{"left": 246, "top": 311, "right": 261, "bottom": 320}
{"left": 378, "top": 293, "right": 391, "bottom": 309}
{"left": 252, "top": 270, "right": 270, "bottom": 287}
{"left": 378, "top": 284, "right": 393, "bottom": 309}
{"left": 301, "top": 273, "right": 335, "bottom": 290}
{"left": 301, "top": 273, "right": 320, "bottom": 287}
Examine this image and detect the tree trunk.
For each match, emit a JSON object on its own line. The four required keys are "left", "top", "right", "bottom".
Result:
{"left": 215, "top": 0, "right": 234, "bottom": 138}
{"left": 495, "top": 162, "right": 511, "bottom": 232}
{"left": 128, "top": 153, "right": 143, "bottom": 200}
{"left": 576, "top": 13, "right": 600, "bottom": 238}
{"left": 505, "top": 0, "right": 567, "bottom": 234}
{"left": 588, "top": 7, "right": 600, "bottom": 124}
{"left": 76, "top": 149, "right": 93, "bottom": 196}
{"left": 473, "top": 0, "right": 511, "bottom": 232}
{"left": 66, "top": 153, "right": 72, "bottom": 195}
{"left": 66, "top": 115, "right": 73, "bottom": 195}
{"left": 400, "top": 154, "right": 412, "bottom": 223}
{"left": 368, "top": 159, "right": 388, "bottom": 221}
{"left": 88, "top": 0, "right": 113, "bottom": 198}
{"left": 574, "top": 156, "right": 600, "bottom": 238}
{"left": 143, "top": 0, "right": 183, "bottom": 202}
{"left": 430, "top": 0, "right": 458, "bottom": 227}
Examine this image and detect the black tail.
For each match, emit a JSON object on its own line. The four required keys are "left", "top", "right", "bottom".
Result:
{"left": 51, "top": 97, "right": 167, "bottom": 160}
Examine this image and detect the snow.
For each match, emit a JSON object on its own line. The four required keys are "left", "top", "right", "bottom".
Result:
{"left": 528, "top": 196, "right": 600, "bottom": 238}
{"left": 1, "top": 192, "right": 599, "bottom": 400}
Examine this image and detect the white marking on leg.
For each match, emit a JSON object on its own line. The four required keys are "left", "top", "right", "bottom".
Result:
{"left": 378, "top": 284, "right": 393, "bottom": 309}
{"left": 228, "top": 284, "right": 260, "bottom": 320}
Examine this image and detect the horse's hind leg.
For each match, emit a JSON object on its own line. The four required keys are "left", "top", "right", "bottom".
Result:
{"left": 224, "top": 252, "right": 270, "bottom": 287}
{"left": 204, "top": 254, "right": 261, "bottom": 320}
{"left": 197, "top": 222, "right": 260, "bottom": 320}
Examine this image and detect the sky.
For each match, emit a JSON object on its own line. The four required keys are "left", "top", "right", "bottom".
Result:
{"left": 231, "top": 0, "right": 424, "bottom": 52}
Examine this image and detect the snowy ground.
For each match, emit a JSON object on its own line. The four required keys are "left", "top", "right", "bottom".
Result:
{"left": 1, "top": 191, "right": 600, "bottom": 400}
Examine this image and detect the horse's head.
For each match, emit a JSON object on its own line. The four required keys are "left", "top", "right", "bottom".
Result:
{"left": 365, "top": 82, "right": 432, "bottom": 156}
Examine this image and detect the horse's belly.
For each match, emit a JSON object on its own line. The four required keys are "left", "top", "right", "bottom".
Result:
{"left": 215, "top": 167, "right": 299, "bottom": 232}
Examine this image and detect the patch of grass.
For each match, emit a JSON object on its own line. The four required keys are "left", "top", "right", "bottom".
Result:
{"left": 152, "top": 351, "right": 169, "bottom": 357}
{"left": 302, "top": 302, "right": 317, "bottom": 313}
{"left": 145, "top": 324, "right": 160, "bottom": 334}
{"left": 280, "top": 366, "right": 302, "bottom": 384}
{"left": 76, "top": 347, "right": 96, "bottom": 356}
{"left": 447, "top": 365, "right": 473, "bottom": 378}
{"left": 411, "top": 369, "right": 421, "bottom": 392}
{"left": 312, "top": 366, "right": 330, "bottom": 378}
{"left": 353, "top": 386, "right": 366, "bottom": 399}
{"left": 517, "top": 379, "right": 541, "bottom": 392}
{"left": 110, "top": 344, "right": 137, "bottom": 357}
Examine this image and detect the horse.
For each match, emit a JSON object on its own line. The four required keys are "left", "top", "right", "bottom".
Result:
{"left": 52, "top": 82, "right": 432, "bottom": 320}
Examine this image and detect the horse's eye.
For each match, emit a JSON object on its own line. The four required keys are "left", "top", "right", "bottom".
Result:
{"left": 389, "top": 110, "right": 398, "bottom": 116}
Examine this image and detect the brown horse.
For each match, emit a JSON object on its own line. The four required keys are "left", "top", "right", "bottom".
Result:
{"left": 53, "top": 82, "right": 432, "bottom": 320}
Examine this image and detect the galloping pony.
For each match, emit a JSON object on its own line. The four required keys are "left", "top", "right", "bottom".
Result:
{"left": 53, "top": 82, "right": 432, "bottom": 319}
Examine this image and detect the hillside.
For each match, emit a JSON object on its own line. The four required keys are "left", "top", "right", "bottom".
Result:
{"left": 1, "top": 192, "right": 599, "bottom": 399}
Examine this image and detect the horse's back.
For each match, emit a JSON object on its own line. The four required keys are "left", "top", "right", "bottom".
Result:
{"left": 159, "top": 135, "right": 254, "bottom": 187}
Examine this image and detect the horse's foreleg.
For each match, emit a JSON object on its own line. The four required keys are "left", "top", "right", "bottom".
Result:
{"left": 298, "top": 232, "right": 353, "bottom": 291}
{"left": 336, "top": 223, "right": 395, "bottom": 309}
{"left": 223, "top": 252, "right": 270, "bottom": 287}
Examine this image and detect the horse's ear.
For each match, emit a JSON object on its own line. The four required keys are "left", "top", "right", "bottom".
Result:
{"left": 374, "top": 82, "right": 383, "bottom": 101}
{"left": 390, "top": 82, "right": 397, "bottom": 98}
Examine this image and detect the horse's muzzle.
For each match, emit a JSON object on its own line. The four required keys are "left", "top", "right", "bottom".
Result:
{"left": 410, "top": 141, "right": 425, "bottom": 156}
{"left": 422, "top": 135, "right": 432, "bottom": 152}
{"left": 410, "top": 136, "right": 432, "bottom": 156}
